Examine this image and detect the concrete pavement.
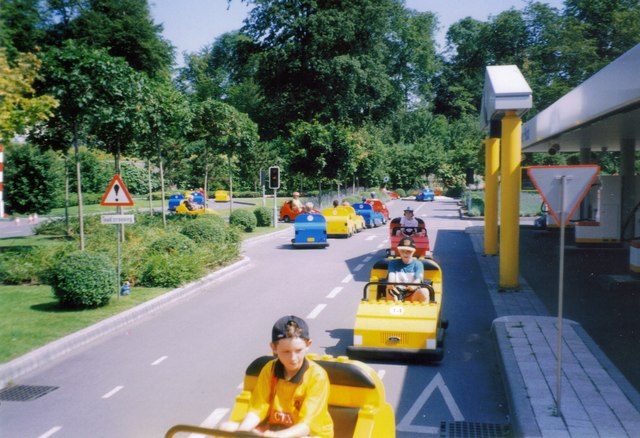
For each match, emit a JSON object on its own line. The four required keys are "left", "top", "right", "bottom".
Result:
{"left": 468, "top": 227, "right": 640, "bottom": 437}
{"left": 2, "top": 209, "right": 639, "bottom": 437}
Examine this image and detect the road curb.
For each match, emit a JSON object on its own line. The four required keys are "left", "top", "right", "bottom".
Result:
{"left": 0, "top": 256, "right": 251, "bottom": 388}
{"left": 0, "top": 226, "right": 294, "bottom": 388}
{"left": 492, "top": 317, "right": 542, "bottom": 438}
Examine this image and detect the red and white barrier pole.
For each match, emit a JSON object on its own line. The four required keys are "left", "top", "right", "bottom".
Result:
{"left": 0, "top": 143, "right": 4, "bottom": 219}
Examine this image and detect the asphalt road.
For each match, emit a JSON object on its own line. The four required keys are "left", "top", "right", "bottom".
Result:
{"left": 0, "top": 199, "right": 511, "bottom": 438}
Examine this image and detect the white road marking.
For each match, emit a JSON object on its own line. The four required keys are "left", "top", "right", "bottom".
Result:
{"left": 151, "top": 355, "right": 168, "bottom": 366}
{"left": 327, "top": 287, "right": 343, "bottom": 298}
{"left": 354, "top": 263, "right": 364, "bottom": 271}
{"left": 363, "top": 256, "right": 372, "bottom": 262}
{"left": 376, "top": 244, "right": 385, "bottom": 249}
{"left": 307, "top": 304, "right": 326, "bottom": 319}
{"left": 377, "top": 369, "right": 386, "bottom": 379}
{"left": 188, "top": 408, "right": 230, "bottom": 438}
{"left": 365, "top": 235, "right": 377, "bottom": 241}
{"left": 38, "top": 426, "right": 62, "bottom": 438}
{"left": 237, "top": 381, "right": 244, "bottom": 390}
{"left": 101, "top": 385, "right": 124, "bottom": 399}
{"left": 397, "top": 372, "right": 464, "bottom": 433}
{"left": 341, "top": 274, "right": 353, "bottom": 283}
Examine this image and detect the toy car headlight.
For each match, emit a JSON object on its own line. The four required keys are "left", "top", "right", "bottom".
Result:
{"left": 426, "top": 339, "right": 436, "bottom": 350}
{"left": 354, "top": 335, "right": 363, "bottom": 346}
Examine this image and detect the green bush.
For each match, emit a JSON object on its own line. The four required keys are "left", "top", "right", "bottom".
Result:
{"left": 254, "top": 207, "right": 273, "bottom": 227}
{"left": 445, "top": 185, "right": 465, "bottom": 198}
{"left": 181, "top": 218, "right": 227, "bottom": 244}
{"left": 150, "top": 232, "right": 196, "bottom": 255}
{"left": 51, "top": 251, "right": 116, "bottom": 308}
{"left": 139, "top": 253, "right": 204, "bottom": 288}
{"left": 229, "top": 209, "right": 257, "bottom": 232}
{"left": 395, "top": 188, "right": 406, "bottom": 197}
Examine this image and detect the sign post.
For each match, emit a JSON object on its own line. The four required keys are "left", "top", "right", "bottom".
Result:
{"left": 527, "top": 165, "right": 599, "bottom": 415}
{"left": 100, "top": 175, "right": 135, "bottom": 300}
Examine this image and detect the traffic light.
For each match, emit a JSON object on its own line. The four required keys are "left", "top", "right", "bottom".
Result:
{"left": 268, "top": 166, "right": 280, "bottom": 189}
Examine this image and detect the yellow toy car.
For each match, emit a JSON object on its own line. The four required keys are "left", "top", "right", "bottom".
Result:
{"left": 322, "top": 206, "right": 357, "bottom": 238}
{"left": 347, "top": 257, "right": 447, "bottom": 362}
{"left": 343, "top": 205, "right": 366, "bottom": 232}
{"left": 175, "top": 200, "right": 218, "bottom": 216}
{"left": 164, "top": 354, "right": 395, "bottom": 438}
{"left": 214, "top": 189, "right": 231, "bottom": 202}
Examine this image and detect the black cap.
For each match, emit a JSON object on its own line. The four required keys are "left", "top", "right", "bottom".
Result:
{"left": 272, "top": 315, "right": 310, "bottom": 342}
{"left": 397, "top": 236, "right": 416, "bottom": 252}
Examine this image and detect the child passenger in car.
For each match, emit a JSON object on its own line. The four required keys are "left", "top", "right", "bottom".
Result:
{"left": 219, "top": 315, "right": 334, "bottom": 437}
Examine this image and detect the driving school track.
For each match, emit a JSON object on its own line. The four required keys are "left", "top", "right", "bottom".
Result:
{"left": 0, "top": 198, "right": 509, "bottom": 438}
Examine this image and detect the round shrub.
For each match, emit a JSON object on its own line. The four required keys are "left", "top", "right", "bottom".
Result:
{"left": 229, "top": 209, "right": 257, "bottom": 232}
{"left": 139, "top": 253, "right": 204, "bottom": 288}
{"left": 395, "top": 188, "right": 406, "bottom": 197}
{"left": 254, "top": 207, "right": 273, "bottom": 227}
{"left": 181, "top": 218, "right": 226, "bottom": 244}
{"left": 51, "top": 251, "right": 116, "bottom": 308}
{"left": 150, "top": 232, "right": 196, "bottom": 255}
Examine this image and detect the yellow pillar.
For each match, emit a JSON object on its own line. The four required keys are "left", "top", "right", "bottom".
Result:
{"left": 484, "top": 137, "right": 500, "bottom": 255}
{"left": 499, "top": 111, "right": 521, "bottom": 289}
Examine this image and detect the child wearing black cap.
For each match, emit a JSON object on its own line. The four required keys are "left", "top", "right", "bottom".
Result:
{"left": 221, "top": 315, "right": 333, "bottom": 437}
{"left": 387, "top": 237, "right": 429, "bottom": 303}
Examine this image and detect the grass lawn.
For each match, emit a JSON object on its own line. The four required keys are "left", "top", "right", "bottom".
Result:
{"left": 0, "top": 285, "right": 170, "bottom": 363}
{"left": 0, "top": 202, "right": 288, "bottom": 365}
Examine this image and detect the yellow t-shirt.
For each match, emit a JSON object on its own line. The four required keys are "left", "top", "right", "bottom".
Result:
{"left": 249, "top": 358, "right": 334, "bottom": 438}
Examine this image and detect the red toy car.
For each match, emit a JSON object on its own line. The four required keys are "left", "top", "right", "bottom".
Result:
{"left": 365, "top": 199, "right": 390, "bottom": 223}
{"left": 279, "top": 200, "right": 304, "bottom": 222}
{"left": 388, "top": 217, "right": 430, "bottom": 257}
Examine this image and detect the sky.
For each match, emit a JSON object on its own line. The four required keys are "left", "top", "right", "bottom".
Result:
{"left": 150, "top": 0, "right": 566, "bottom": 67}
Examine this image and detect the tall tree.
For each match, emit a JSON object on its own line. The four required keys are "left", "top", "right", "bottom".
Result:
{"left": 237, "top": 0, "right": 435, "bottom": 138}
{"left": 0, "top": 48, "right": 58, "bottom": 142}
{"left": 33, "top": 41, "right": 142, "bottom": 248}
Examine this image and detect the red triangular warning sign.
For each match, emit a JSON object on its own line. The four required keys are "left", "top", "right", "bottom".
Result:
{"left": 100, "top": 174, "right": 134, "bottom": 206}
{"left": 527, "top": 165, "right": 599, "bottom": 226}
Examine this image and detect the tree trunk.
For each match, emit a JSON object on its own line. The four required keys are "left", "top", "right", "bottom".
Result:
{"left": 158, "top": 142, "right": 166, "bottom": 228}
{"left": 147, "top": 159, "right": 152, "bottom": 213}
{"left": 204, "top": 144, "right": 209, "bottom": 207}
{"left": 64, "top": 155, "right": 70, "bottom": 236}
{"left": 73, "top": 126, "right": 85, "bottom": 251}
{"left": 228, "top": 154, "right": 233, "bottom": 214}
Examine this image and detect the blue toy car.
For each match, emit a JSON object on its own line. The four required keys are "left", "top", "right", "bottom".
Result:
{"left": 291, "top": 213, "right": 329, "bottom": 248}
{"left": 352, "top": 203, "right": 384, "bottom": 228}
{"left": 168, "top": 192, "right": 205, "bottom": 211}
{"left": 416, "top": 188, "right": 435, "bottom": 202}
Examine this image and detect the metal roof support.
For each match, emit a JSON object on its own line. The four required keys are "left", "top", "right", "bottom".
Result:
{"left": 480, "top": 65, "right": 532, "bottom": 289}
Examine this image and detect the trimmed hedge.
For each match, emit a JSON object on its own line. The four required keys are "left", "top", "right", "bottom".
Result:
{"left": 230, "top": 209, "right": 257, "bottom": 232}
{"left": 180, "top": 218, "right": 227, "bottom": 244}
{"left": 51, "top": 251, "right": 116, "bottom": 308}
{"left": 254, "top": 207, "right": 273, "bottom": 227}
{"left": 150, "top": 232, "right": 196, "bottom": 255}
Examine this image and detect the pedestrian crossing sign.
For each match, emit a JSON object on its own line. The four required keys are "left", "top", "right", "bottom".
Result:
{"left": 100, "top": 174, "right": 134, "bottom": 206}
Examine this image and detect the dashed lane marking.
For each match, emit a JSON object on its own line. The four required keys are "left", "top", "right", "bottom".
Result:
{"left": 327, "top": 287, "right": 343, "bottom": 298}
{"left": 365, "top": 235, "right": 377, "bottom": 241}
{"left": 341, "top": 274, "right": 353, "bottom": 283}
{"left": 101, "top": 385, "right": 124, "bottom": 399}
{"left": 307, "top": 304, "right": 326, "bottom": 319}
{"left": 151, "top": 356, "right": 168, "bottom": 366}
{"left": 189, "top": 408, "right": 230, "bottom": 438}
{"left": 354, "top": 264, "right": 364, "bottom": 271}
{"left": 363, "top": 256, "right": 372, "bottom": 262}
{"left": 38, "top": 426, "right": 62, "bottom": 438}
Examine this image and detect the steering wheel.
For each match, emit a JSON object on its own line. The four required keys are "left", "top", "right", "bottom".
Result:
{"left": 403, "top": 227, "right": 415, "bottom": 236}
